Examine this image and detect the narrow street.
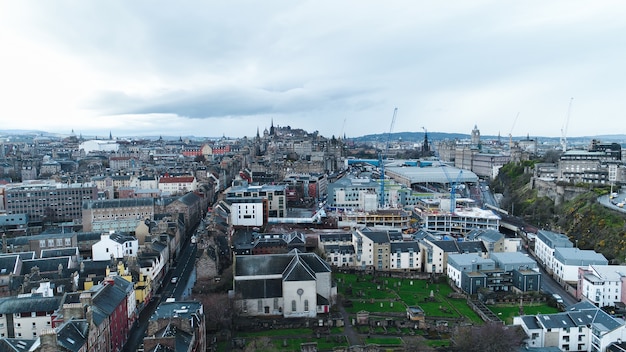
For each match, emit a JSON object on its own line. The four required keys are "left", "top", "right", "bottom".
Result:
{"left": 122, "top": 236, "right": 198, "bottom": 352}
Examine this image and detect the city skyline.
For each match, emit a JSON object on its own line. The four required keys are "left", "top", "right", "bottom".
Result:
{"left": 1, "top": 1, "right": 626, "bottom": 139}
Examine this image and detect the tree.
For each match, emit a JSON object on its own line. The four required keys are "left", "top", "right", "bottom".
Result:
{"left": 192, "top": 293, "right": 233, "bottom": 331}
{"left": 451, "top": 322, "right": 526, "bottom": 352}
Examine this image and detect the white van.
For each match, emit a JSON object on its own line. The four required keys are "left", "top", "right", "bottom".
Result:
{"left": 552, "top": 294, "right": 563, "bottom": 304}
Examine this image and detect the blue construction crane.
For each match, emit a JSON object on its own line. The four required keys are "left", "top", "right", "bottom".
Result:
{"left": 441, "top": 165, "right": 463, "bottom": 213}
{"left": 379, "top": 107, "right": 398, "bottom": 208}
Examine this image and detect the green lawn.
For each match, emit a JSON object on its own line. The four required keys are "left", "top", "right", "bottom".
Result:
{"left": 489, "top": 303, "right": 560, "bottom": 324}
{"left": 228, "top": 274, "right": 481, "bottom": 351}
{"left": 236, "top": 328, "right": 313, "bottom": 338}
{"left": 365, "top": 337, "right": 404, "bottom": 346}
{"left": 344, "top": 299, "right": 407, "bottom": 314}
{"left": 336, "top": 273, "right": 481, "bottom": 323}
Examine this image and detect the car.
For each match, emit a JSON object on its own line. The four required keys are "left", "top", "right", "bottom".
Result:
{"left": 552, "top": 293, "right": 563, "bottom": 304}
{"left": 170, "top": 277, "right": 178, "bottom": 284}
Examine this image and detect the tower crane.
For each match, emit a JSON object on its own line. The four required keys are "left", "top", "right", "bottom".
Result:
{"left": 441, "top": 164, "right": 463, "bottom": 213}
{"left": 379, "top": 107, "right": 398, "bottom": 208}
{"left": 560, "top": 97, "right": 573, "bottom": 152}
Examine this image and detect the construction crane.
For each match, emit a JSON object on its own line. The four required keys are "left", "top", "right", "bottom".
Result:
{"left": 441, "top": 164, "right": 463, "bottom": 213}
{"left": 560, "top": 97, "right": 573, "bottom": 152}
{"left": 379, "top": 107, "right": 398, "bottom": 208}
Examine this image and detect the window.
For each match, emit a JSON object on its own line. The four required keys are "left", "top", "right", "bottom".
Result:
{"left": 48, "top": 239, "right": 54, "bottom": 247}
{"left": 292, "top": 300, "right": 296, "bottom": 312}
{"left": 64, "top": 238, "right": 71, "bottom": 246}
{"left": 257, "top": 299, "right": 262, "bottom": 312}
{"left": 304, "top": 300, "right": 309, "bottom": 312}
{"left": 39, "top": 240, "right": 46, "bottom": 248}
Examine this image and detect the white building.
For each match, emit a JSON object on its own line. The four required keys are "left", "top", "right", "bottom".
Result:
{"left": 390, "top": 242, "right": 421, "bottom": 271}
{"left": 552, "top": 247, "right": 608, "bottom": 284}
{"left": 577, "top": 265, "right": 626, "bottom": 307}
{"left": 446, "top": 253, "right": 495, "bottom": 288}
{"left": 79, "top": 140, "right": 119, "bottom": 154}
{"left": 234, "top": 250, "right": 334, "bottom": 318}
{"left": 230, "top": 200, "right": 264, "bottom": 227}
{"left": 534, "top": 230, "right": 573, "bottom": 272}
{"left": 158, "top": 175, "right": 198, "bottom": 196}
{"left": 91, "top": 232, "right": 139, "bottom": 261}
{"left": 0, "top": 295, "right": 62, "bottom": 339}
{"left": 514, "top": 301, "right": 626, "bottom": 352}
{"left": 318, "top": 233, "right": 355, "bottom": 267}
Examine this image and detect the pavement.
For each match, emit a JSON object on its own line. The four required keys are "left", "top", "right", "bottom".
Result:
{"left": 338, "top": 304, "right": 362, "bottom": 346}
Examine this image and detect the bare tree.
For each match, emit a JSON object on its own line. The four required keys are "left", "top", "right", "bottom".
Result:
{"left": 192, "top": 293, "right": 232, "bottom": 331}
{"left": 451, "top": 323, "right": 526, "bottom": 352}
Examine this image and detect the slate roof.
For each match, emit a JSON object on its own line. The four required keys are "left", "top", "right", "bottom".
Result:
{"left": 319, "top": 233, "right": 352, "bottom": 243}
{"left": 40, "top": 247, "right": 79, "bottom": 259}
{"left": 0, "top": 338, "right": 38, "bottom": 352}
{"left": 90, "top": 283, "right": 127, "bottom": 325}
{"left": 284, "top": 255, "right": 316, "bottom": 282}
{"left": 82, "top": 198, "right": 154, "bottom": 210}
{"left": 457, "top": 241, "right": 487, "bottom": 253}
{"left": 0, "top": 252, "right": 35, "bottom": 261}
{"left": 0, "top": 256, "right": 20, "bottom": 275}
{"left": 56, "top": 319, "right": 89, "bottom": 352}
{"left": 429, "top": 240, "right": 459, "bottom": 252}
{"left": 235, "top": 250, "right": 330, "bottom": 280}
{"left": 360, "top": 231, "right": 390, "bottom": 244}
{"left": 521, "top": 300, "right": 625, "bottom": 333}
{"left": 21, "top": 257, "right": 72, "bottom": 274}
{"left": 175, "top": 192, "right": 201, "bottom": 206}
{"left": 109, "top": 232, "right": 137, "bottom": 244}
{"left": 79, "top": 260, "right": 111, "bottom": 276}
{"left": 0, "top": 295, "right": 63, "bottom": 314}
{"left": 234, "top": 279, "right": 283, "bottom": 299}
{"left": 390, "top": 242, "right": 420, "bottom": 253}
{"left": 466, "top": 228, "right": 504, "bottom": 242}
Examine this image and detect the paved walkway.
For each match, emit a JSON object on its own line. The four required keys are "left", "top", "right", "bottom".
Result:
{"left": 339, "top": 304, "right": 362, "bottom": 346}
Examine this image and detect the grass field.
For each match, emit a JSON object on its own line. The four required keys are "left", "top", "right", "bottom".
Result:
{"left": 336, "top": 273, "right": 483, "bottom": 323}
{"left": 489, "top": 303, "right": 560, "bottom": 324}
{"left": 223, "top": 273, "right": 487, "bottom": 351}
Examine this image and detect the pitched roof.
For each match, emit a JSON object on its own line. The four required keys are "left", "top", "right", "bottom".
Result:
{"left": 56, "top": 319, "right": 89, "bottom": 352}
{"left": 284, "top": 254, "right": 316, "bottom": 282}
{"left": 235, "top": 279, "right": 283, "bottom": 299}
{"left": 235, "top": 250, "right": 330, "bottom": 277}
{"left": 159, "top": 176, "right": 195, "bottom": 184}
{"left": 0, "top": 338, "right": 38, "bottom": 352}
{"left": 0, "top": 256, "right": 20, "bottom": 275}
{"left": 0, "top": 295, "right": 63, "bottom": 314}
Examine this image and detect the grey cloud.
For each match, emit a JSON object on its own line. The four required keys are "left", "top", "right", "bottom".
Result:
{"left": 88, "top": 84, "right": 378, "bottom": 119}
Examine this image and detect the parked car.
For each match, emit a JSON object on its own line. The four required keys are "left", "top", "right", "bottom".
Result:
{"left": 171, "top": 277, "right": 178, "bottom": 284}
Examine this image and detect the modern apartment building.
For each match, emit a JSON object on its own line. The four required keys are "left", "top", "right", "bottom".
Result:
{"left": 82, "top": 198, "right": 154, "bottom": 232}
{"left": 3, "top": 181, "right": 98, "bottom": 223}
{"left": 226, "top": 184, "right": 287, "bottom": 218}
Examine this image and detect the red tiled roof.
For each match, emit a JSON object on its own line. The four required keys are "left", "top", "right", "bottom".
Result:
{"left": 159, "top": 176, "right": 195, "bottom": 184}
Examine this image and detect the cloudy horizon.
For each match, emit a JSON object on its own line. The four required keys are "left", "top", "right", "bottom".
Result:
{"left": 1, "top": 1, "right": 625, "bottom": 139}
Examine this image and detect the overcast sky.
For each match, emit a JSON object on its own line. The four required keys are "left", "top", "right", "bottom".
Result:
{"left": 1, "top": 1, "right": 625, "bottom": 139}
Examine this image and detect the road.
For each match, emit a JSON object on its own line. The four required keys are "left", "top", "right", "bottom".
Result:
{"left": 122, "top": 237, "right": 198, "bottom": 352}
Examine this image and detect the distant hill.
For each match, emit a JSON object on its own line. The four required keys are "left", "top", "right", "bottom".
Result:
{"left": 350, "top": 131, "right": 626, "bottom": 144}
